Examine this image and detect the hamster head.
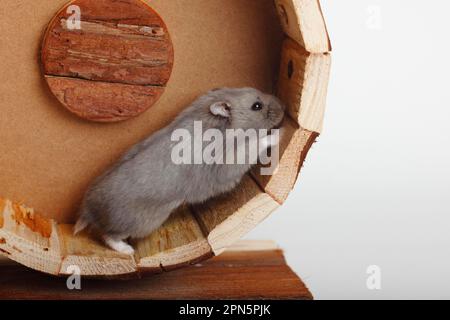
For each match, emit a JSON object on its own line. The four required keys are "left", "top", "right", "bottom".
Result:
{"left": 207, "top": 88, "right": 285, "bottom": 131}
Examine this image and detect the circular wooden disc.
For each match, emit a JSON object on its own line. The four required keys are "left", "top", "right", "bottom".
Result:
{"left": 41, "top": 0, "right": 174, "bottom": 122}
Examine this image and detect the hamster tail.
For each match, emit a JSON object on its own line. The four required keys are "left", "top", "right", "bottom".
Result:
{"left": 74, "top": 215, "right": 89, "bottom": 235}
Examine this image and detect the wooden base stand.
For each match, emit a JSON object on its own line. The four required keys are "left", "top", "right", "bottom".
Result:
{"left": 0, "top": 240, "right": 312, "bottom": 300}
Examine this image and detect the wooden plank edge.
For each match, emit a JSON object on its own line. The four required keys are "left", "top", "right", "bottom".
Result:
{"left": 0, "top": 198, "right": 215, "bottom": 279}
{"left": 137, "top": 239, "right": 213, "bottom": 271}
{"left": 0, "top": 199, "right": 62, "bottom": 276}
{"left": 316, "top": 0, "right": 333, "bottom": 51}
{"left": 193, "top": 183, "right": 280, "bottom": 256}
{"left": 225, "top": 239, "right": 280, "bottom": 252}
{"left": 250, "top": 119, "right": 319, "bottom": 204}
{"left": 133, "top": 206, "right": 214, "bottom": 273}
{"left": 0, "top": 228, "right": 62, "bottom": 276}
{"left": 275, "top": 0, "right": 332, "bottom": 53}
{"left": 277, "top": 38, "right": 331, "bottom": 133}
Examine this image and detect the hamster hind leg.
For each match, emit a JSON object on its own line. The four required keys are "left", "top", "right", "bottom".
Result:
{"left": 103, "top": 235, "right": 135, "bottom": 255}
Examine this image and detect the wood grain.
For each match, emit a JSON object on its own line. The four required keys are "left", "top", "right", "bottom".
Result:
{"left": 58, "top": 224, "right": 138, "bottom": 278}
{"left": 192, "top": 176, "right": 279, "bottom": 255}
{"left": 45, "top": 76, "right": 165, "bottom": 122}
{"left": 0, "top": 198, "right": 211, "bottom": 278}
{"left": 0, "top": 200, "right": 62, "bottom": 275}
{"left": 132, "top": 206, "right": 212, "bottom": 273}
{"left": 0, "top": 241, "right": 313, "bottom": 300}
{"left": 41, "top": 0, "right": 174, "bottom": 122}
{"left": 251, "top": 117, "right": 318, "bottom": 204}
{"left": 277, "top": 38, "right": 331, "bottom": 133}
{"left": 275, "top": 0, "right": 331, "bottom": 53}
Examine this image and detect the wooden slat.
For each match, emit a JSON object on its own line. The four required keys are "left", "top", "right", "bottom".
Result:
{"left": 0, "top": 198, "right": 211, "bottom": 278}
{"left": 275, "top": 0, "right": 331, "bottom": 53}
{"left": 224, "top": 239, "right": 279, "bottom": 252}
{"left": 58, "top": 225, "right": 138, "bottom": 278}
{"left": 251, "top": 117, "right": 318, "bottom": 204}
{"left": 277, "top": 38, "right": 331, "bottom": 133}
{"left": 45, "top": 76, "right": 165, "bottom": 122}
{"left": 44, "top": 19, "right": 171, "bottom": 85}
{"left": 133, "top": 206, "right": 212, "bottom": 272}
{"left": 0, "top": 199, "right": 62, "bottom": 275}
{"left": 192, "top": 176, "right": 279, "bottom": 255}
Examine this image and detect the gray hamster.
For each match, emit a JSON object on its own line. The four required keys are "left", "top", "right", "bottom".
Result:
{"left": 74, "top": 88, "right": 285, "bottom": 254}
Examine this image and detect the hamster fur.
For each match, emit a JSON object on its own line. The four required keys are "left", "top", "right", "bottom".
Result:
{"left": 74, "top": 88, "right": 285, "bottom": 254}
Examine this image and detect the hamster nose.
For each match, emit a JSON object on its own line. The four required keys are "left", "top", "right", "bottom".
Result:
{"left": 275, "top": 98, "right": 286, "bottom": 112}
{"left": 267, "top": 94, "right": 285, "bottom": 112}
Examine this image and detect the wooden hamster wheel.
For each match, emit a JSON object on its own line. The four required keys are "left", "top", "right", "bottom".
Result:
{"left": 0, "top": 0, "right": 331, "bottom": 278}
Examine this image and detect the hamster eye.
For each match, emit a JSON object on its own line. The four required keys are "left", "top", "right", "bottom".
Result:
{"left": 251, "top": 102, "right": 263, "bottom": 111}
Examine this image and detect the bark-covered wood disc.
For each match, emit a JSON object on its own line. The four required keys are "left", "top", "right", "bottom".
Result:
{"left": 41, "top": 0, "right": 174, "bottom": 122}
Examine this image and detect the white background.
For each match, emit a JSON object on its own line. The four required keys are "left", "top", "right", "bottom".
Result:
{"left": 247, "top": 0, "right": 450, "bottom": 299}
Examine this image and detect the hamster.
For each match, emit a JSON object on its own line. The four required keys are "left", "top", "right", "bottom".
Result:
{"left": 74, "top": 88, "right": 285, "bottom": 254}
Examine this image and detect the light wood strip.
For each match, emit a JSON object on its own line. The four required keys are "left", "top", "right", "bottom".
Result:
{"left": 0, "top": 199, "right": 62, "bottom": 275}
{"left": 275, "top": 0, "right": 331, "bottom": 53}
{"left": 192, "top": 176, "right": 279, "bottom": 255}
{"left": 277, "top": 38, "right": 331, "bottom": 133}
{"left": 251, "top": 117, "right": 318, "bottom": 204}
{"left": 225, "top": 240, "right": 279, "bottom": 252}
{"left": 58, "top": 225, "right": 138, "bottom": 277}
{"left": 133, "top": 206, "right": 212, "bottom": 272}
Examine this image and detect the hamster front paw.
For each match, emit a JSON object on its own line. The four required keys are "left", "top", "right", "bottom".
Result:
{"left": 103, "top": 235, "right": 135, "bottom": 255}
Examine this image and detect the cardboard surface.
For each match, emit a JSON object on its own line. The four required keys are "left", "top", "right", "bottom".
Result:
{"left": 0, "top": 0, "right": 283, "bottom": 222}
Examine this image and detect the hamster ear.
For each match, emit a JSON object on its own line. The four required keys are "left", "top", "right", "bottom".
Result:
{"left": 210, "top": 102, "right": 231, "bottom": 118}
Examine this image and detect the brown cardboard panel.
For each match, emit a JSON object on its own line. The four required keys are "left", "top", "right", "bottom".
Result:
{"left": 0, "top": 0, "right": 283, "bottom": 222}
